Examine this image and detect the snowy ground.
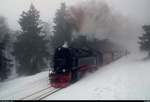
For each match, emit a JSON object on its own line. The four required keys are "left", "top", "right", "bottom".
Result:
{"left": 0, "top": 53, "right": 150, "bottom": 100}
{"left": 0, "top": 71, "right": 49, "bottom": 100}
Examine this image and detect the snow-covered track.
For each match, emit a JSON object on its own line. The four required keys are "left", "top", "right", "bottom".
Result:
{"left": 34, "top": 88, "right": 61, "bottom": 100}
{"left": 20, "top": 87, "right": 61, "bottom": 100}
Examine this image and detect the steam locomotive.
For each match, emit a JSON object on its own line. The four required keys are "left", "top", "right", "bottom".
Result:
{"left": 49, "top": 43, "right": 104, "bottom": 88}
{"left": 49, "top": 42, "right": 126, "bottom": 88}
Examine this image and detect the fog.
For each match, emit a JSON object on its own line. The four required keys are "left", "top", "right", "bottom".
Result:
{"left": 0, "top": 0, "right": 82, "bottom": 30}
{"left": 68, "top": 0, "right": 149, "bottom": 53}
{"left": 107, "top": 0, "right": 150, "bottom": 25}
{"left": 0, "top": 0, "right": 150, "bottom": 30}
{"left": 0, "top": 0, "right": 150, "bottom": 52}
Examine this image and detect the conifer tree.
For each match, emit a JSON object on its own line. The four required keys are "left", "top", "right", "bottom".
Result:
{"left": 0, "top": 34, "right": 12, "bottom": 81}
{"left": 52, "top": 3, "right": 74, "bottom": 48}
{"left": 139, "top": 25, "right": 150, "bottom": 56}
{"left": 13, "top": 4, "right": 49, "bottom": 75}
{"left": 0, "top": 16, "right": 12, "bottom": 81}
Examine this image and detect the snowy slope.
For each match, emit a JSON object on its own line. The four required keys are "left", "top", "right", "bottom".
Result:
{"left": 0, "top": 71, "right": 49, "bottom": 100}
{"left": 0, "top": 53, "right": 150, "bottom": 100}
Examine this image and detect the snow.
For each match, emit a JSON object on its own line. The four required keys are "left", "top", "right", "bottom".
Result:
{"left": 0, "top": 71, "right": 49, "bottom": 100}
{"left": 0, "top": 53, "right": 150, "bottom": 100}
{"left": 45, "top": 53, "right": 150, "bottom": 100}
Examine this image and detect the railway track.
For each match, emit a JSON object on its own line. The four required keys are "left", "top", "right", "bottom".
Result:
{"left": 20, "top": 87, "right": 61, "bottom": 100}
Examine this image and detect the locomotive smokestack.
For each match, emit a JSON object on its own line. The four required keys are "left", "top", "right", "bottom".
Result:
{"left": 62, "top": 41, "right": 69, "bottom": 48}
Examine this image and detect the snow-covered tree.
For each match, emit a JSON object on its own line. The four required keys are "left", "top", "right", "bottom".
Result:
{"left": 13, "top": 4, "right": 49, "bottom": 75}
{"left": 51, "top": 3, "right": 74, "bottom": 48}
{"left": 0, "top": 16, "right": 12, "bottom": 81}
{"left": 139, "top": 25, "right": 150, "bottom": 56}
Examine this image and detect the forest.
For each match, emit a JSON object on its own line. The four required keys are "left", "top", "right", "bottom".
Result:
{"left": 0, "top": 0, "right": 149, "bottom": 81}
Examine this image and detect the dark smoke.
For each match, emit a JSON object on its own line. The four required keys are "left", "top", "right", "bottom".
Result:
{"left": 69, "top": 0, "right": 141, "bottom": 53}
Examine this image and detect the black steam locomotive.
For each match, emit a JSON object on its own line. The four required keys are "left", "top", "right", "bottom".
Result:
{"left": 49, "top": 44, "right": 103, "bottom": 88}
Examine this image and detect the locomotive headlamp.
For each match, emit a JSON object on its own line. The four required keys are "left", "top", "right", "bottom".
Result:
{"left": 62, "top": 69, "right": 66, "bottom": 72}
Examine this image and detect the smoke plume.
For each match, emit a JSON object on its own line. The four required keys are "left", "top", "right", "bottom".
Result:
{"left": 69, "top": 0, "right": 141, "bottom": 53}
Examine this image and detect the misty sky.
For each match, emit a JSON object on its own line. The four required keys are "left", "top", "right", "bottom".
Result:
{"left": 0, "top": 0, "right": 150, "bottom": 30}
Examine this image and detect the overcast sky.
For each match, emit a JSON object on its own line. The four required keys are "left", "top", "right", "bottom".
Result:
{"left": 0, "top": 0, "right": 150, "bottom": 30}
